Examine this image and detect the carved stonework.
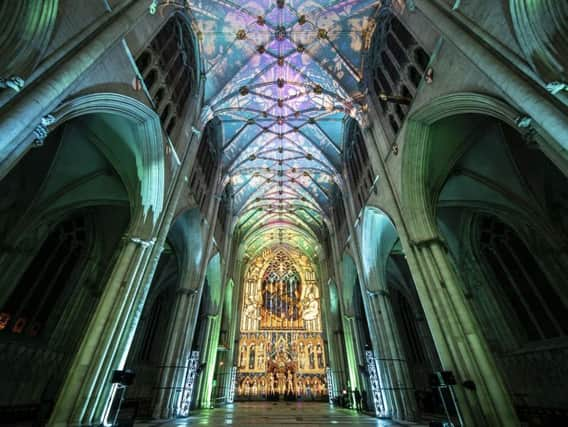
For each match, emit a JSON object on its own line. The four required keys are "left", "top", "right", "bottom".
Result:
{"left": 0, "top": 76, "right": 24, "bottom": 92}
{"left": 32, "top": 114, "right": 56, "bottom": 146}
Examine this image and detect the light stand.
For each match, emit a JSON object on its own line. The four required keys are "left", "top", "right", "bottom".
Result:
{"left": 109, "top": 369, "right": 136, "bottom": 427}
{"left": 429, "top": 371, "right": 464, "bottom": 427}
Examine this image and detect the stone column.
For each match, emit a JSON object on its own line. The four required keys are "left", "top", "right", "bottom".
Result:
{"left": 404, "top": 237, "right": 519, "bottom": 426}
{"left": 196, "top": 314, "right": 222, "bottom": 408}
{"left": 152, "top": 284, "right": 201, "bottom": 418}
{"left": 359, "top": 115, "right": 519, "bottom": 425}
{"left": 319, "top": 264, "right": 348, "bottom": 398}
{"left": 218, "top": 278, "right": 238, "bottom": 402}
{"left": 84, "top": 238, "right": 166, "bottom": 424}
{"left": 326, "top": 222, "right": 356, "bottom": 398}
{"left": 365, "top": 291, "right": 398, "bottom": 418}
{"left": 197, "top": 242, "right": 235, "bottom": 407}
{"left": 153, "top": 172, "right": 224, "bottom": 417}
{"left": 339, "top": 172, "right": 417, "bottom": 420}
{"left": 47, "top": 237, "right": 154, "bottom": 426}
{"left": 366, "top": 289, "right": 417, "bottom": 420}
{"left": 154, "top": 264, "right": 209, "bottom": 417}
{"left": 339, "top": 314, "right": 362, "bottom": 397}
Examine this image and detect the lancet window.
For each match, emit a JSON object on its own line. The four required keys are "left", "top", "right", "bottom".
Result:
{"left": 0, "top": 214, "right": 91, "bottom": 338}
{"left": 345, "top": 122, "right": 375, "bottom": 215}
{"left": 189, "top": 123, "right": 220, "bottom": 212}
{"left": 368, "top": 13, "right": 431, "bottom": 138}
{"left": 476, "top": 215, "right": 568, "bottom": 341}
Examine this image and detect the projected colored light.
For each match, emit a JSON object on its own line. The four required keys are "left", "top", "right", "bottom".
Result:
{"left": 189, "top": 0, "right": 380, "bottom": 254}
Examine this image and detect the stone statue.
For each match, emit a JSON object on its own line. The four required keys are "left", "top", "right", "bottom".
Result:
{"left": 244, "top": 294, "right": 261, "bottom": 320}
{"left": 302, "top": 292, "right": 319, "bottom": 321}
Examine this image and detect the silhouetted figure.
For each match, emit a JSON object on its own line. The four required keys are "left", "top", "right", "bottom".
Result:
{"left": 361, "top": 390, "right": 368, "bottom": 412}
{"left": 354, "top": 388, "right": 362, "bottom": 411}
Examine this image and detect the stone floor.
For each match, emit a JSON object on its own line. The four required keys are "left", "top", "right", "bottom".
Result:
{"left": 134, "top": 402, "right": 429, "bottom": 426}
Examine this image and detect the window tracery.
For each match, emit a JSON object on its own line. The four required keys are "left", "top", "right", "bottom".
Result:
{"left": 368, "top": 13, "right": 431, "bottom": 138}
{"left": 189, "top": 123, "right": 220, "bottom": 212}
{"left": 475, "top": 214, "right": 568, "bottom": 342}
{"left": 345, "top": 122, "right": 375, "bottom": 215}
{"left": 0, "top": 214, "right": 91, "bottom": 338}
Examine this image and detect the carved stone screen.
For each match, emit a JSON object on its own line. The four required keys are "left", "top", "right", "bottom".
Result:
{"left": 237, "top": 248, "right": 327, "bottom": 400}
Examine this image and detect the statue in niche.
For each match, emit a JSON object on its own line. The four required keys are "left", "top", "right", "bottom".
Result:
{"left": 287, "top": 369, "right": 294, "bottom": 393}
{"left": 257, "top": 342, "right": 265, "bottom": 369}
{"left": 313, "top": 378, "right": 321, "bottom": 396}
{"left": 239, "top": 344, "right": 247, "bottom": 368}
{"left": 316, "top": 343, "right": 323, "bottom": 368}
{"left": 251, "top": 256, "right": 264, "bottom": 276}
{"left": 269, "top": 372, "right": 275, "bottom": 394}
{"left": 296, "top": 378, "right": 302, "bottom": 395}
{"left": 298, "top": 342, "right": 305, "bottom": 369}
{"left": 308, "top": 343, "right": 315, "bottom": 369}
{"left": 277, "top": 372, "right": 286, "bottom": 394}
{"left": 248, "top": 344, "right": 255, "bottom": 370}
{"left": 244, "top": 292, "right": 261, "bottom": 321}
{"left": 302, "top": 292, "right": 319, "bottom": 321}
{"left": 299, "top": 254, "right": 310, "bottom": 270}
{"left": 302, "top": 281, "right": 319, "bottom": 301}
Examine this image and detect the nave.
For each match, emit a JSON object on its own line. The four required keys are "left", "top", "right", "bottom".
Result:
{"left": 1, "top": 1, "right": 567, "bottom": 426}
{"left": 134, "top": 402, "right": 425, "bottom": 427}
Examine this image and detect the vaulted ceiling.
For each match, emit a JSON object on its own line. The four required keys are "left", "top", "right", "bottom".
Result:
{"left": 189, "top": 0, "right": 381, "bottom": 257}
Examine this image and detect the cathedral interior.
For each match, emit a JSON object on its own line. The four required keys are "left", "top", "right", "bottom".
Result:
{"left": 0, "top": 1, "right": 567, "bottom": 426}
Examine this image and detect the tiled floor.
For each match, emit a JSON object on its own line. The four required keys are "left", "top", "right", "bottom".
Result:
{"left": 134, "top": 401, "right": 429, "bottom": 426}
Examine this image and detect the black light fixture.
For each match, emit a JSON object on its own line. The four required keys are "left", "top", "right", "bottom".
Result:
{"left": 377, "top": 92, "right": 411, "bottom": 105}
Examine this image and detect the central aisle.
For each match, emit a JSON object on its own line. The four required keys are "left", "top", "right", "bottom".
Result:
{"left": 135, "top": 402, "right": 425, "bottom": 426}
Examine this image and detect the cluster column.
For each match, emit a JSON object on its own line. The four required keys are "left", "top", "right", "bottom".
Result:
{"left": 366, "top": 288, "right": 417, "bottom": 420}
{"left": 48, "top": 236, "right": 154, "bottom": 426}
{"left": 403, "top": 236, "right": 518, "bottom": 426}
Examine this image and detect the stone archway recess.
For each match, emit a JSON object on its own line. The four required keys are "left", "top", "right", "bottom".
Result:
{"left": 46, "top": 92, "right": 167, "bottom": 426}
{"left": 399, "top": 93, "right": 528, "bottom": 426}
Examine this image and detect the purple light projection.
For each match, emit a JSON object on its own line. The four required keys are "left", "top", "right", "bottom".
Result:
{"left": 188, "top": 0, "right": 382, "bottom": 256}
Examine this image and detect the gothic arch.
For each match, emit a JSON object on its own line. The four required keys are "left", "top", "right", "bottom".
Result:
{"left": 53, "top": 92, "right": 166, "bottom": 231}
{"left": 169, "top": 207, "right": 207, "bottom": 287}
{"left": 401, "top": 92, "right": 533, "bottom": 241}
{"left": 360, "top": 207, "right": 398, "bottom": 291}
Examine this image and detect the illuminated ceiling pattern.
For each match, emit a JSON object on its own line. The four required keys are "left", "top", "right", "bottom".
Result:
{"left": 189, "top": 0, "right": 381, "bottom": 257}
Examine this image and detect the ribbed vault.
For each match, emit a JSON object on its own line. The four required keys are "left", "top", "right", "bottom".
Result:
{"left": 189, "top": 0, "right": 381, "bottom": 256}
